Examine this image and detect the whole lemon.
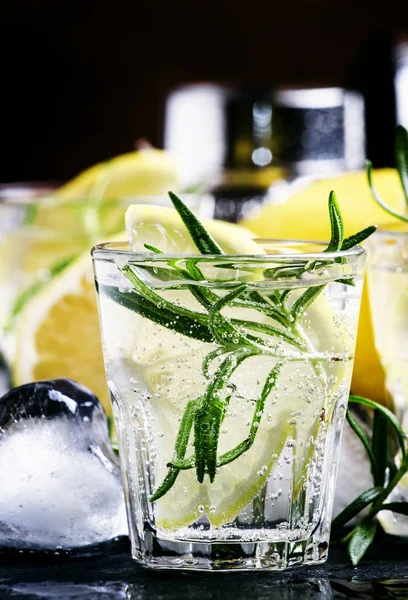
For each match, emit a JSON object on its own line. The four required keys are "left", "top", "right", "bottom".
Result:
{"left": 241, "top": 169, "right": 404, "bottom": 406}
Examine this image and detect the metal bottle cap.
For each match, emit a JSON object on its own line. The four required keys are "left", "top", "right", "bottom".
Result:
{"left": 271, "top": 87, "right": 365, "bottom": 176}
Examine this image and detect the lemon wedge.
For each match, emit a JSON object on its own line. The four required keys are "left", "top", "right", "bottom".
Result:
{"left": 125, "top": 204, "right": 260, "bottom": 254}
{"left": 12, "top": 254, "right": 111, "bottom": 413}
{"left": 57, "top": 148, "right": 179, "bottom": 200}
{"left": 241, "top": 168, "right": 405, "bottom": 405}
{"left": 0, "top": 148, "right": 180, "bottom": 333}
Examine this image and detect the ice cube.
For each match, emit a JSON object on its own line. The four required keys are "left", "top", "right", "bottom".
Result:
{"left": 0, "top": 379, "right": 128, "bottom": 550}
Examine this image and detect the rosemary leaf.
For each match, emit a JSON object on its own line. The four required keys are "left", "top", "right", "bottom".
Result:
{"left": 372, "top": 410, "right": 388, "bottom": 487}
{"left": 195, "top": 396, "right": 225, "bottom": 483}
{"left": 99, "top": 284, "right": 214, "bottom": 343}
{"left": 348, "top": 518, "right": 377, "bottom": 566}
{"left": 331, "top": 486, "right": 383, "bottom": 531}
{"left": 291, "top": 285, "right": 325, "bottom": 321}
{"left": 341, "top": 226, "right": 377, "bottom": 250}
{"left": 195, "top": 349, "right": 253, "bottom": 482}
{"left": 217, "top": 361, "right": 284, "bottom": 467}
{"left": 202, "top": 347, "right": 232, "bottom": 378}
{"left": 124, "top": 265, "right": 210, "bottom": 326}
{"left": 379, "top": 502, "right": 408, "bottom": 516}
{"left": 346, "top": 410, "right": 377, "bottom": 482}
{"left": 144, "top": 243, "right": 163, "bottom": 253}
{"left": 232, "top": 298, "right": 293, "bottom": 329}
{"left": 349, "top": 395, "right": 407, "bottom": 458}
{"left": 396, "top": 125, "right": 408, "bottom": 207}
{"left": 8, "top": 254, "right": 77, "bottom": 327}
{"left": 231, "top": 318, "right": 306, "bottom": 351}
{"left": 325, "top": 190, "right": 344, "bottom": 252}
{"left": 150, "top": 399, "right": 197, "bottom": 501}
{"left": 367, "top": 159, "right": 408, "bottom": 223}
{"left": 169, "top": 191, "right": 224, "bottom": 255}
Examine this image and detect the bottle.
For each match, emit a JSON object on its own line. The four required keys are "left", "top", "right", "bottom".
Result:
{"left": 211, "top": 86, "right": 365, "bottom": 223}
{"left": 271, "top": 87, "right": 365, "bottom": 176}
{"left": 163, "top": 82, "right": 228, "bottom": 191}
{"left": 210, "top": 86, "right": 287, "bottom": 222}
{"left": 163, "top": 84, "right": 365, "bottom": 223}
{"left": 163, "top": 83, "right": 287, "bottom": 223}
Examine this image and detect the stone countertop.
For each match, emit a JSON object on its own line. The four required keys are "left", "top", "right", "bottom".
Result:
{"left": 0, "top": 536, "right": 407, "bottom": 599}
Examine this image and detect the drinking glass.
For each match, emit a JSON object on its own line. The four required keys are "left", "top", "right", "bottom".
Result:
{"left": 366, "top": 226, "right": 408, "bottom": 536}
{"left": 92, "top": 240, "right": 366, "bottom": 570}
{"left": 0, "top": 188, "right": 213, "bottom": 391}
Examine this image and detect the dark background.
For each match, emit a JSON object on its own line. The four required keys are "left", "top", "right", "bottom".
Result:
{"left": 2, "top": 0, "right": 408, "bottom": 183}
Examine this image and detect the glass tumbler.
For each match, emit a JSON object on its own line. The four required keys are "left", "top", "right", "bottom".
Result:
{"left": 0, "top": 188, "right": 213, "bottom": 402}
{"left": 0, "top": 189, "right": 122, "bottom": 405}
{"left": 366, "top": 226, "right": 408, "bottom": 536}
{"left": 93, "top": 240, "right": 366, "bottom": 571}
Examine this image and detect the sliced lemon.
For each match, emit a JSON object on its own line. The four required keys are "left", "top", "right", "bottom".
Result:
{"left": 137, "top": 318, "right": 352, "bottom": 529}
{"left": 57, "top": 148, "right": 179, "bottom": 200}
{"left": 241, "top": 168, "right": 406, "bottom": 405}
{"left": 12, "top": 254, "right": 111, "bottom": 413}
{"left": 367, "top": 253, "right": 408, "bottom": 413}
{"left": 125, "top": 204, "right": 261, "bottom": 254}
{"left": 0, "top": 148, "right": 180, "bottom": 333}
{"left": 107, "top": 204, "right": 353, "bottom": 529}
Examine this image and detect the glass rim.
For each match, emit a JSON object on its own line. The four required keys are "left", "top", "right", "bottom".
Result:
{"left": 91, "top": 239, "right": 366, "bottom": 262}
{"left": 371, "top": 224, "right": 408, "bottom": 238}
{"left": 0, "top": 186, "right": 208, "bottom": 208}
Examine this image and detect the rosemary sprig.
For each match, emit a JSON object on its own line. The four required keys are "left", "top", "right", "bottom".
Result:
{"left": 332, "top": 395, "right": 408, "bottom": 566}
{"left": 101, "top": 191, "right": 375, "bottom": 502}
{"left": 396, "top": 125, "right": 408, "bottom": 207}
{"left": 367, "top": 124, "right": 408, "bottom": 222}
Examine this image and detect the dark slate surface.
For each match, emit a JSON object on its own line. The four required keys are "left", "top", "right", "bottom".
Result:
{"left": 0, "top": 536, "right": 407, "bottom": 599}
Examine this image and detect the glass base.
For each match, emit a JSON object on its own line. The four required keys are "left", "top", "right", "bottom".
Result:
{"left": 133, "top": 531, "right": 329, "bottom": 571}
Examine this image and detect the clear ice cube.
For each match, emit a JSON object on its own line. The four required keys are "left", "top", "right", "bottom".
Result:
{"left": 0, "top": 379, "right": 128, "bottom": 550}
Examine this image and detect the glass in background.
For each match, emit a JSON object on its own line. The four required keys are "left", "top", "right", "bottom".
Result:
{"left": 0, "top": 188, "right": 213, "bottom": 401}
{"left": 367, "top": 227, "right": 408, "bottom": 536}
{"left": 163, "top": 83, "right": 287, "bottom": 223}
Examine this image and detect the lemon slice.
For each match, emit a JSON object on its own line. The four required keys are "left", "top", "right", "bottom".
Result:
{"left": 57, "top": 148, "right": 179, "bottom": 200}
{"left": 0, "top": 223, "right": 86, "bottom": 332}
{"left": 367, "top": 257, "right": 408, "bottom": 412}
{"left": 12, "top": 254, "right": 111, "bottom": 413}
{"left": 125, "top": 204, "right": 261, "bottom": 254}
{"left": 0, "top": 148, "right": 179, "bottom": 333}
{"left": 117, "top": 204, "right": 352, "bottom": 529}
{"left": 241, "top": 168, "right": 406, "bottom": 405}
{"left": 141, "top": 334, "right": 350, "bottom": 529}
